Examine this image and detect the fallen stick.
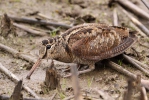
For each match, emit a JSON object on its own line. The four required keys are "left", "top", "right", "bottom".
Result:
{"left": 112, "top": 5, "right": 146, "bottom": 37}
{"left": 140, "top": 87, "right": 148, "bottom": 100}
{"left": 123, "top": 54, "right": 149, "bottom": 70}
{"left": 141, "top": 0, "right": 149, "bottom": 10}
{"left": 106, "top": 60, "right": 149, "bottom": 90}
{"left": 0, "top": 43, "right": 37, "bottom": 63}
{"left": 0, "top": 63, "right": 40, "bottom": 99}
{"left": 116, "top": 0, "right": 149, "bottom": 20}
{"left": 37, "top": 13, "right": 53, "bottom": 20}
{"left": 121, "top": 7, "right": 149, "bottom": 36}
{"left": 70, "top": 64, "right": 83, "bottom": 100}
{"left": 112, "top": 6, "right": 146, "bottom": 37}
{"left": 0, "top": 95, "right": 48, "bottom": 100}
{"left": 122, "top": 54, "right": 149, "bottom": 77}
{"left": 113, "top": 8, "right": 118, "bottom": 26}
{"left": 13, "top": 23, "right": 46, "bottom": 36}
{"left": 8, "top": 15, "right": 72, "bottom": 29}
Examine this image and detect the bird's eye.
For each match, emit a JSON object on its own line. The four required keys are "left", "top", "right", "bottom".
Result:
{"left": 46, "top": 45, "right": 51, "bottom": 49}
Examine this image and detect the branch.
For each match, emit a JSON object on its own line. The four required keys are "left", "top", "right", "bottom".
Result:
{"left": 117, "top": 0, "right": 149, "bottom": 20}
{"left": 106, "top": 60, "right": 149, "bottom": 90}
{"left": 113, "top": 8, "right": 118, "bottom": 26}
{"left": 140, "top": 87, "right": 148, "bottom": 100}
{"left": 123, "top": 54, "right": 149, "bottom": 70}
{"left": 141, "top": 0, "right": 149, "bottom": 10}
{"left": 13, "top": 23, "right": 47, "bottom": 36}
{"left": 8, "top": 15, "right": 72, "bottom": 29}
{"left": 37, "top": 13, "right": 53, "bottom": 20}
{"left": 70, "top": 64, "right": 83, "bottom": 100}
{"left": 0, "top": 63, "right": 40, "bottom": 99}
{"left": 121, "top": 7, "right": 149, "bottom": 36}
{"left": 0, "top": 43, "right": 37, "bottom": 63}
{"left": 0, "top": 95, "right": 48, "bottom": 100}
{"left": 122, "top": 54, "right": 149, "bottom": 77}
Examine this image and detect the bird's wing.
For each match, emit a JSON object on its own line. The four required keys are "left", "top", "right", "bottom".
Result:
{"left": 81, "top": 37, "right": 135, "bottom": 61}
{"left": 69, "top": 26, "right": 134, "bottom": 61}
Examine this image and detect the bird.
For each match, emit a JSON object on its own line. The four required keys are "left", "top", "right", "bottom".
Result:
{"left": 39, "top": 23, "right": 137, "bottom": 75}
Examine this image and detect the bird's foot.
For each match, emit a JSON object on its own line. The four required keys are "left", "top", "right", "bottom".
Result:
{"left": 63, "top": 67, "right": 95, "bottom": 78}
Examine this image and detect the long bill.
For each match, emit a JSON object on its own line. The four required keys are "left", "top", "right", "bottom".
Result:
{"left": 26, "top": 46, "right": 47, "bottom": 79}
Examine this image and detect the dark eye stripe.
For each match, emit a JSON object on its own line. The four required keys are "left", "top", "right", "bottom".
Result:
{"left": 46, "top": 45, "right": 51, "bottom": 49}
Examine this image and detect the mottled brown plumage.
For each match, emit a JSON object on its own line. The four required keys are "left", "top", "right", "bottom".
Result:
{"left": 39, "top": 23, "right": 137, "bottom": 75}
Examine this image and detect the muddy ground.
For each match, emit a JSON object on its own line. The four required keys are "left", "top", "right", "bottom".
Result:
{"left": 0, "top": 0, "right": 149, "bottom": 100}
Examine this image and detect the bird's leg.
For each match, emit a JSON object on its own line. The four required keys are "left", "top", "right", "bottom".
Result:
{"left": 64, "top": 64, "right": 95, "bottom": 77}
{"left": 78, "top": 64, "right": 95, "bottom": 74}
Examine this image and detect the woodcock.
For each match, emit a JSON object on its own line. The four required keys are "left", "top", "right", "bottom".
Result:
{"left": 39, "top": 23, "right": 137, "bottom": 75}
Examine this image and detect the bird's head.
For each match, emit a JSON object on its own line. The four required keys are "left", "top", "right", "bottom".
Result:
{"left": 39, "top": 37, "right": 69, "bottom": 62}
{"left": 39, "top": 38, "right": 57, "bottom": 59}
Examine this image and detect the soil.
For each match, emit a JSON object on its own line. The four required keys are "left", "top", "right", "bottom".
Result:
{"left": 0, "top": 0, "right": 149, "bottom": 100}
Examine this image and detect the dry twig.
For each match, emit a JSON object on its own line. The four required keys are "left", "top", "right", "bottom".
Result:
{"left": 121, "top": 8, "right": 149, "bottom": 36}
{"left": 112, "top": 6, "right": 146, "bottom": 38}
{"left": 37, "top": 13, "right": 53, "bottom": 20}
{"left": 106, "top": 60, "right": 149, "bottom": 90}
{"left": 13, "top": 23, "right": 46, "bottom": 36}
{"left": 113, "top": 8, "right": 118, "bottom": 26}
{"left": 123, "top": 54, "right": 149, "bottom": 70}
{"left": 116, "top": 0, "right": 149, "bottom": 20}
{"left": 141, "top": 0, "right": 149, "bottom": 10}
{"left": 122, "top": 54, "right": 149, "bottom": 77}
{"left": 0, "top": 95, "right": 48, "bottom": 100}
{"left": 0, "top": 43, "right": 37, "bottom": 63}
{"left": 140, "top": 87, "right": 148, "bottom": 100}
{"left": 0, "top": 63, "right": 40, "bottom": 99}
{"left": 71, "top": 64, "right": 83, "bottom": 100}
{"left": 8, "top": 15, "right": 72, "bottom": 29}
